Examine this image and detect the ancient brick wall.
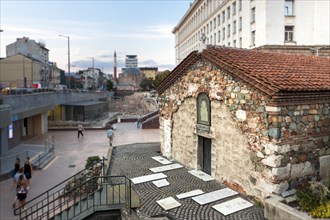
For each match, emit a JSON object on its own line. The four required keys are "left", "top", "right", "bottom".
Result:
{"left": 158, "top": 58, "right": 330, "bottom": 198}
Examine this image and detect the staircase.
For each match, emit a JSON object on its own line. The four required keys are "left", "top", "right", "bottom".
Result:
{"left": 14, "top": 159, "right": 139, "bottom": 220}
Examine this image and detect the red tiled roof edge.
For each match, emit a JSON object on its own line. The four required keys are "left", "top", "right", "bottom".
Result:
{"left": 156, "top": 51, "right": 200, "bottom": 95}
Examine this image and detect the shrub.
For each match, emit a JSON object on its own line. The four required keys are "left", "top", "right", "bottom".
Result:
{"left": 310, "top": 201, "right": 330, "bottom": 218}
{"left": 85, "top": 156, "right": 101, "bottom": 169}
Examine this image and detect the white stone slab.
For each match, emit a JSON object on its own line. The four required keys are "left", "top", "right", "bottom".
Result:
{"left": 281, "top": 189, "right": 296, "bottom": 198}
{"left": 212, "top": 197, "right": 254, "bottom": 216}
{"left": 149, "top": 163, "right": 183, "bottom": 173}
{"left": 192, "top": 188, "right": 238, "bottom": 205}
{"left": 131, "top": 173, "right": 167, "bottom": 184}
{"left": 152, "top": 179, "right": 170, "bottom": 188}
{"left": 188, "top": 170, "right": 215, "bottom": 181}
{"left": 152, "top": 156, "right": 172, "bottom": 165}
{"left": 176, "top": 189, "right": 204, "bottom": 199}
{"left": 156, "top": 197, "right": 181, "bottom": 211}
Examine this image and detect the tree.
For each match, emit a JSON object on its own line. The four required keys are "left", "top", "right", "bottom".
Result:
{"left": 105, "top": 80, "right": 114, "bottom": 91}
{"left": 140, "top": 78, "right": 154, "bottom": 91}
{"left": 153, "top": 70, "right": 170, "bottom": 88}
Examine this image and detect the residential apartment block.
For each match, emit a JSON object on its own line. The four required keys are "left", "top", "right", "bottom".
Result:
{"left": 173, "top": 0, "right": 330, "bottom": 63}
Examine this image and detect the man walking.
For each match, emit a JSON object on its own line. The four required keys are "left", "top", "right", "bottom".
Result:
{"left": 107, "top": 126, "right": 114, "bottom": 146}
{"left": 78, "top": 124, "right": 84, "bottom": 138}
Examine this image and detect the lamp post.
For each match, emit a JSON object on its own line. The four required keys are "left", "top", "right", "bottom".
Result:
{"left": 59, "top": 34, "right": 71, "bottom": 89}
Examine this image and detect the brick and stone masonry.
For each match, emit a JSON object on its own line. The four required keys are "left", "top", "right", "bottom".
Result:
{"left": 157, "top": 57, "right": 330, "bottom": 199}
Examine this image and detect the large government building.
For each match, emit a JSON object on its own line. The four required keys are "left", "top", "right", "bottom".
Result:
{"left": 173, "top": 0, "right": 330, "bottom": 63}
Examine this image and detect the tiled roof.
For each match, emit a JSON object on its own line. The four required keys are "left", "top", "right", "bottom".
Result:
{"left": 157, "top": 46, "right": 330, "bottom": 100}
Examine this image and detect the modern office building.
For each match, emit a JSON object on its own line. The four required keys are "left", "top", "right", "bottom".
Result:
{"left": 173, "top": 0, "right": 330, "bottom": 63}
{"left": 125, "top": 55, "right": 138, "bottom": 68}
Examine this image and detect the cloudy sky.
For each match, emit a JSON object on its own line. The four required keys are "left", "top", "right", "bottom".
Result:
{"left": 0, "top": 0, "right": 192, "bottom": 75}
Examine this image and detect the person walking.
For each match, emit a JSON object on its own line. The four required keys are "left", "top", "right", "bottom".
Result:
{"left": 106, "top": 127, "right": 114, "bottom": 146}
{"left": 78, "top": 123, "right": 84, "bottom": 138}
{"left": 16, "top": 176, "right": 29, "bottom": 210}
{"left": 137, "top": 115, "right": 142, "bottom": 129}
{"left": 23, "top": 157, "right": 33, "bottom": 186}
{"left": 12, "top": 158, "right": 20, "bottom": 188}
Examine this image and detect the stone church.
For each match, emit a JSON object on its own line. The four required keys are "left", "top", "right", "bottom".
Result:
{"left": 156, "top": 46, "right": 330, "bottom": 199}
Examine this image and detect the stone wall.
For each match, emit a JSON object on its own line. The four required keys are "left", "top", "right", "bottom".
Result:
{"left": 158, "top": 58, "right": 330, "bottom": 198}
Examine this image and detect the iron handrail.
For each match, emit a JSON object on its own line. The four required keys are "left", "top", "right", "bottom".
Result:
{"left": 14, "top": 158, "right": 107, "bottom": 217}
{"left": 17, "top": 175, "right": 133, "bottom": 220}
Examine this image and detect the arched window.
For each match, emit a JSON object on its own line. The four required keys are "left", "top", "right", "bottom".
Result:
{"left": 197, "top": 93, "right": 211, "bottom": 126}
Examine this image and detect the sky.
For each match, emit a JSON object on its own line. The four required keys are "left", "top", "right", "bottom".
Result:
{"left": 0, "top": 0, "right": 193, "bottom": 75}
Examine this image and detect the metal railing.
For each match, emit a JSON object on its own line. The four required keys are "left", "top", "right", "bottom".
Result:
{"left": 15, "top": 174, "right": 133, "bottom": 220}
{"left": 0, "top": 150, "right": 40, "bottom": 175}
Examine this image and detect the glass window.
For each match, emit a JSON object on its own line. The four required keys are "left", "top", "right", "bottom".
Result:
{"left": 239, "top": 37, "right": 242, "bottom": 48}
{"left": 227, "top": 6, "right": 231, "bottom": 19}
{"left": 239, "top": 17, "right": 242, "bottom": 30}
{"left": 214, "top": 18, "right": 216, "bottom": 29}
{"left": 251, "top": 31, "right": 255, "bottom": 45}
{"left": 233, "top": 20, "right": 236, "bottom": 33}
{"left": 239, "top": 0, "right": 242, "bottom": 11}
{"left": 285, "top": 26, "right": 294, "bottom": 41}
{"left": 227, "top": 24, "right": 231, "bottom": 37}
{"left": 233, "top": 40, "right": 236, "bottom": 47}
{"left": 233, "top": 2, "right": 236, "bottom": 15}
{"left": 218, "top": 14, "right": 221, "bottom": 26}
{"left": 218, "top": 30, "right": 221, "bottom": 42}
{"left": 222, "top": 11, "right": 225, "bottom": 23}
{"left": 251, "top": 7, "right": 256, "bottom": 23}
{"left": 285, "top": 0, "right": 294, "bottom": 16}
{"left": 223, "top": 27, "right": 225, "bottom": 39}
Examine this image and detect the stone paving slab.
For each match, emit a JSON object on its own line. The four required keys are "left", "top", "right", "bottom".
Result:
{"left": 131, "top": 173, "right": 167, "bottom": 184}
{"left": 188, "top": 170, "right": 215, "bottom": 181}
{"left": 109, "top": 143, "right": 265, "bottom": 220}
{"left": 156, "top": 197, "right": 181, "bottom": 211}
{"left": 151, "top": 156, "right": 172, "bottom": 165}
{"left": 153, "top": 179, "right": 170, "bottom": 188}
{"left": 176, "top": 189, "right": 204, "bottom": 199}
{"left": 192, "top": 188, "right": 238, "bottom": 205}
{"left": 212, "top": 197, "right": 254, "bottom": 216}
{"left": 149, "top": 163, "right": 183, "bottom": 173}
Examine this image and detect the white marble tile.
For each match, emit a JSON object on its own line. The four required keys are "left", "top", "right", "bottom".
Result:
{"left": 153, "top": 179, "right": 170, "bottom": 188}
{"left": 149, "top": 163, "right": 183, "bottom": 173}
{"left": 212, "top": 197, "right": 254, "bottom": 216}
{"left": 176, "top": 189, "right": 204, "bottom": 199}
{"left": 156, "top": 197, "right": 181, "bottom": 211}
{"left": 188, "top": 170, "right": 215, "bottom": 181}
{"left": 192, "top": 188, "right": 238, "bottom": 205}
{"left": 130, "top": 173, "right": 167, "bottom": 184}
{"left": 152, "top": 156, "right": 172, "bottom": 165}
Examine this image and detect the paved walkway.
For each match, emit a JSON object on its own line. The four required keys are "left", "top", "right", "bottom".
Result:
{"left": 0, "top": 122, "right": 159, "bottom": 220}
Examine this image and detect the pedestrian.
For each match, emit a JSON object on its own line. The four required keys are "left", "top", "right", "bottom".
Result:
{"left": 78, "top": 123, "right": 84, "bottom": 138}
{"left": 12, "top": 158, "right": 20, "bottom": 188}
{"left": 137, "top": 115, "right": 142, "bottom": 129}
{"left": 14, "top": 167, "right": 26, "bottom": 185}
{"left": 15, "top": 176, "right": 29, "bottom": 210}
{"left": 23, "top": 157, "right": 33, "bottom": 186}
{"left": 106, "top": 127, "right": 114, "bottom": 146}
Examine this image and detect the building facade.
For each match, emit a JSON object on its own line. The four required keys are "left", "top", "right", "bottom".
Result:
{"left": 125, "top": 55, "right": 138, "bottom": 68}
{"left": 173, "top": 0, "right": 330, "bottom": 63}
{"left": 139, "top": 67, "right": 158, "bottom": 79}
{"left": 156, "top": 46, "right": 330, "bottom": 198}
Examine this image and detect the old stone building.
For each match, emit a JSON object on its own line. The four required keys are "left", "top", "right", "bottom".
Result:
{"left": 156, "top": 46, "right": 330, "bottom": 199}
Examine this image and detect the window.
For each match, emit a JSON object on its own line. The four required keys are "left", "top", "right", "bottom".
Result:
{"left": 227, "top": 6, "right": 231, "bottom": 19}
{"left": 285, "top": 26, "right": 294, "bottom": 41}
{"left": 251, "top": 31, "right": 255, "bottom": 45}
{"left": 239, "top": 17, "right": 242, "bottom": 30}
{"left": 210, "top": 21, "right": 212, "bottom": 32}
{"left": 233, "top": 2, "right": 236, "bottom": 15}
{"left": 218, "top": 30, "right": 221, "bottom": 42}
{"left": 285, "top": 0, "right": 294, "bottom": 16}
{"left": 214, "top": 33, "right": 216, "bottom": 44}
{"left": 233, "top": 20, "right": 237, "bottom": 34}
{"left": 251, "top": 7, "right": 256, "bottom": 23}
{"left": 239, "top": 0, "right": 242, "bottom": 11}
{"left": 223, "top": 27, "right": 225, "bottom": 39}
{"left": 197, "top": 93, "right": 211, "bottom": 126}
{"left": 217, "top": 14, "right": 221, "bottom": 26}
{"left": 222, "top": 11, "right": 225, "bottom": 23}
{"left": 233, "top": 40, "right": 236, "bottom": 47}
{"left": 239, "top": 37, "right": 242, "bottom": 48}
{"left": 214, "top": 18, "right": 216, "bottom": 29}
{"left": 228, "top": 24, "right": 231, "bottom": 37}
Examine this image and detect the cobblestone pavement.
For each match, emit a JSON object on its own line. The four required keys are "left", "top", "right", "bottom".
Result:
{"left": 108, "top": 143, "right": 265, "bottom": 220}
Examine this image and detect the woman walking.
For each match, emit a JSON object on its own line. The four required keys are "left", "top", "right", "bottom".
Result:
{"left": 24, "top": 157, "right": 33, "bottom": 185}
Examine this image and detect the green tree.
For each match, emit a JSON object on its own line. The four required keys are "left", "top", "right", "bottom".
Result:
{"left": 140, "top": 78, "right": 154, "bottom": 91}
{"left": 153, "top": 70, "right": 170, "bottom": 88}
{"left": 105, "top": 80, "right": 114, "bottom": 91}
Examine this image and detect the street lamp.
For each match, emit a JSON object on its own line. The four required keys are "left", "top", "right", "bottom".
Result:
{"left": 59, "top": 34, "right": 71, "bottom": 89}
